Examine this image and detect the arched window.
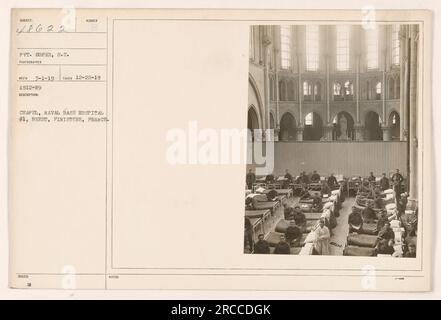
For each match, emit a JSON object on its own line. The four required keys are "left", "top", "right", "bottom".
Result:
{"left": 365, "top": 111, "right": 382, "bottom": 140}
{"left": 332, "top": 111, "right": 355, "bottom": 141}
{"left": 303, "top": 81, "right": 312, "bottom": 101}
{"left": 279, "top": 113, "right": 296, "bottom": 141}
{"left": 304, "top": 112, "right": 324, "bottom": 140}
{"left": 280, "top": 26, "right": 291, "bottom": 69}
{"left": 344, "top": 81, "right": 354, "bottom": 100}
{"left": 333, "top": 82, "right": 343, "bottom": 100}
{"left": 375, "top": 82, "right": 382, "bottom": 100}
{"left": 389, "top": 111, "right": 400, "bottom": 140}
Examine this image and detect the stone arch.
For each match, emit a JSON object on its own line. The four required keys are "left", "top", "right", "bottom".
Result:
{"left": 248, "top": 75, "right": 264, "bottom": 129}
{"left": 314, "top": 80, "right": 323, "bottom": 102}
{"left": 303, "top": 112, "right": 324, "bottom": 141}
{"left": 247, "top": 105, "right": 260, "bottom": 130}
{"left": 388, "top": 110, "right": 400, "bottom": 141}
{"left": 279, "top": 112, "right": 297, "bottom": 141}
{"left": 332, "top": 111, "right": 355, "bottom": 141}
{"left": 365, "top": 111, "right": 383, "bottom": 140}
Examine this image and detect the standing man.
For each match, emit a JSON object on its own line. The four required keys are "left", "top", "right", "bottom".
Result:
{"left": 379, "top": 173, "right": 390, "bottom": 191}
{"left": 327, "top": 173, "right": 338, "bottom": 189}
{"left": 391, "top": 169, "right": 404, "bottom": 203}
{"left": 246, "top": 169, "right": 256, "bottom": 190}
{"left": 313, "top": 219, "right": 331, "bottom": 255}
{"left": 368, "top": 172, "right": 376, "bottom": 183}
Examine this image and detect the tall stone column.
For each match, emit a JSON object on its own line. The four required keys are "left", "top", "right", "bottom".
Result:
{"left": 400, "top": 25, "right": 410, "bottom": 141}
{"left": 262, "top": 33, "right": 272, "bottom": 135}
{"left": 356, "top": 54, "right": 361, "bottom": 124}
{"left": 298, "top": 54, "right": 303, "bottom": 127}
{"left": 326, "top": 54, "right": 330, "bottom": 124}
{"left": 409, "top": 25, "right": 419, "bottom": 199}
{"left": 382, "top": 67, "right": 386, "bottom": 124}
{"left": 274, "top": 26, "right": 281, "bottom": 134}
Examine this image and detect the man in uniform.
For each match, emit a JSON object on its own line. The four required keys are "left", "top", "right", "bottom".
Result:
{"left": 253, "top": 234, "right": 270, "bottom": 254}
{"left": 327, "top": 173, "right": 338, "bottom": 189}
{"left": 379, "top": 172, "right": 390, "bottom": 191}
{"left": 391, "top": 169, "right": 404, "bottom": 203}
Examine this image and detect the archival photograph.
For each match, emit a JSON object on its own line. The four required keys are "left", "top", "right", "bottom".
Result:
{"left": 245, "top": 24, "right": 419, "bottom": 258}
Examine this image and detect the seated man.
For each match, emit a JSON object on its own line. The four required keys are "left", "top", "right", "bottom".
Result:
{"left": 376, "top": 211, "right": 389, "bottom": 232}
{"left": 376, "top": 239, "right": 395, "bottom": 255}
{"left": 285, "top": 221, "right": 302, "bottom": 246}
{"left": 404, "top": 244, "right": 416, "bottom": 258}
{"left": 321, "top": 182, "right": 331, "bottom": 197}
{"left": 265, "top": 173, "right": 275, "bottom": 184}
{"left": 367, "top": 171, "right": 376, "bottom": 183}
{"left": 283, "top": 169, "right": 293, "bottom": 188}
{"left": 266, "top": 189, "right": 278, "bottom": 201}
{"left": 299, "top": 187, "right": 311, "bottom": 200}
{"left": 310, "top": 170, "right": 321, "bottom": 183}
{"left": 379, "top": 173, "right": 390, "bottom": 191}
{"left": 283, "top": 203, "right": 294, "bottom": 220}
{"left": 284, "top": 169, "right": 293, "bottom": 183}
{"left": 245, "top": 197, "right": 255, "bottom": 210}
{"left": 274, "top": 234, "right": 291, "bottom": 254}
{"left": 362, "top": 203, "right": 377, "bottom": 223}
{"left": 293, "top": 206, "right": 307, "bottom": 230}
{"left": 253, "top": 234, "right": 270, "bottom": 254}
{"left": 327, "top": 173, "right": 338, "bottom": 189}
{"left": 373, "top": 195, "right": 384, "bottom": 209}
{"left": 348, "top": 210, "right": 363, "bottom": 233}
{"left": 312, "top": 195, "right": 323, "bottom": 212}
{"left": 376, "top": 222, "right": 395, "bottom": 247}
{"left": 358, "top": 180, "right": 372, "bottom": 195}
{"left": 295, "top": 173, "right": 303, "bottom": 184}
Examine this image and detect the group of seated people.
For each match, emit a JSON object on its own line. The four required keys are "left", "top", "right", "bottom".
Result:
{"left": 246, "top": 168, "right": 341, "bottom": 192}
{"left": 346, "top": 172, "right": 417, "bottom": 257}
{"left": 352, "top": 169, "right": 405, "bottom": 195}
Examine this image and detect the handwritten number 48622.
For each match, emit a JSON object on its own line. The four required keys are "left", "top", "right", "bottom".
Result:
{"left": 16, "top": 24, "right": 66, "bottom": 34}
